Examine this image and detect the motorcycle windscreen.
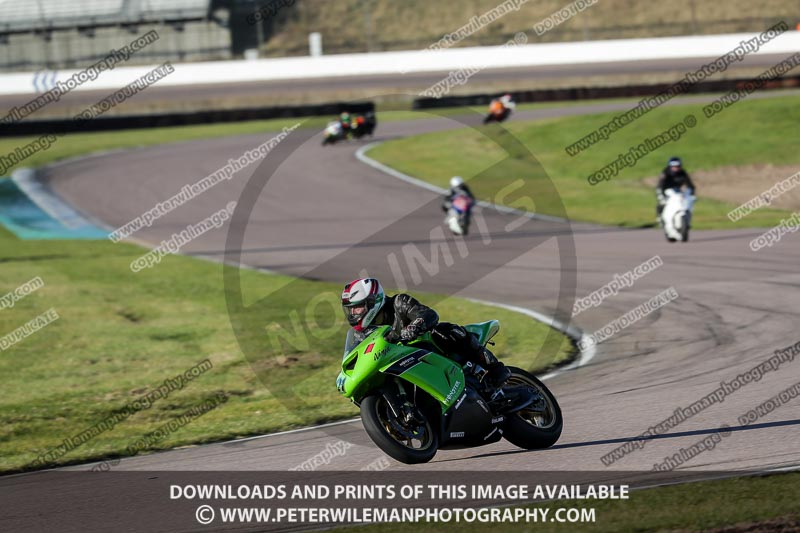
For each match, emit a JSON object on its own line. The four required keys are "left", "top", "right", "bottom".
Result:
{"left": 464, "top": 320, "right": 500, "bottom": 346}
{"left": 380, "top": 350, "right": 465, "bottom": 411}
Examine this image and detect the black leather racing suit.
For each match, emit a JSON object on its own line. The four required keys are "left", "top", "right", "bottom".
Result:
{"left": 656, "top": 167, "right": 696, "bottom": 218}
{"left": 352, "top": 293, "right": 507, "bottom": 385}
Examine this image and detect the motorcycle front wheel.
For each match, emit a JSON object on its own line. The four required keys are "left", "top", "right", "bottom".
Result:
{"left": 680, "top": 214, "right": 690, "bottom": 242}
{"left": 360, "top": 394, "right": 438, "bottom": 464}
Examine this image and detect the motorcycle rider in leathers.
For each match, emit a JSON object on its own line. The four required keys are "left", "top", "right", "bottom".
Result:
{"left": 656, "top": 156, "right": 696, "bottom": 223}
{"left": 341, "top": 278, "right": 511, "bottom": 391}
{"left": 442, "top": 176, "right": 475, "bottom": 213}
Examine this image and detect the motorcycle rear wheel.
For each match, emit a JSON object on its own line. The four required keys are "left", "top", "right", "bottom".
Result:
{"left": 502, "top": 367, "right": 563, "bottom": 449}
{"left": 360, "top": 394, "right": 438, "bottom": 464}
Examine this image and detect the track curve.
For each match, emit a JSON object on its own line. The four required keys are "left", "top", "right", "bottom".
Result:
{"left": 39, "top": 100, "right": 800, "bottom": 477}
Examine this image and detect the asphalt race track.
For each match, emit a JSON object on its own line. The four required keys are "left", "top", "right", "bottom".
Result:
{"left": 25, "top": 98, "right": 800, "bottom": 480}
{"left": 4, "top": 93, "right": 799, "bottom": 532}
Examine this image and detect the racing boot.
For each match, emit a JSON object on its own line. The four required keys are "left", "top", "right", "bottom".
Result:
{"left": 467, "top": 333, "right": 510, "bottom": 391}
{"left": 480, "top": 348, "right": 511, "bottom": 391}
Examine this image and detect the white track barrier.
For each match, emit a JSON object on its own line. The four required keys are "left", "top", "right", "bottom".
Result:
{"left": 2, "top": 30, "right": 800, "bottom": 96}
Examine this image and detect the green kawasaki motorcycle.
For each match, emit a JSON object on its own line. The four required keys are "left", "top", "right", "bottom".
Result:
{"left": 336, "top": 320, "right": 563, "bottom": 464}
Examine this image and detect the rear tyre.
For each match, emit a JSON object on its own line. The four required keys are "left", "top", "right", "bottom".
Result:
{"left": 360, "top": 394, "right": 438, "bottom": 464}
{"left": 502, "top": 367, "right": 563, "bottom": 449}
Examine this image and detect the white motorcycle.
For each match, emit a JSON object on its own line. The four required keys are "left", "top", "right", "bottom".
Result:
{"left": 661, "top": 188, "right": 695, "bottom": 242}
{"left": 321, "top": 121, "right": 345, "bottom": 145}
{"left": 445, "top": 194, "right": 474, "bottom": 235}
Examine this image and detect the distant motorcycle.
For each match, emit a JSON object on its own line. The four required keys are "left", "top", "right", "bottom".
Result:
{"left": 661, "top": 188, "right": 695, "bottom": 242}
{"left": 483, "top": 107, "right": 511, "bottom": 124}
{"left": 445, "top": 194, "right": 474, "bottom": 235}
{"left": 483, "top": 98, "right": 515, "bottom": 124}
{"left": 323, "top": 113, "right": 377, "bottom": 145}
{"left": 350, "top": 112, "right": 377, "bottom": 139}
{"left": 322, "top": 121, "right": 346, "bottom": 145}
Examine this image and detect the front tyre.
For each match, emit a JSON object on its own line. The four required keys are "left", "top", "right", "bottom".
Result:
{"left": 502, "top": 367, "right": 563, "bottom": 449}
{"left": 360, "top": 394, "right": 438, "bottom": 464}
{"left": 680, "top": 214, "right": 690, "bottom": 242}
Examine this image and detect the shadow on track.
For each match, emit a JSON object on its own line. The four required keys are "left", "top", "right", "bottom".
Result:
{"left": 433, "top": 418, "right": 800, "bottom": 462}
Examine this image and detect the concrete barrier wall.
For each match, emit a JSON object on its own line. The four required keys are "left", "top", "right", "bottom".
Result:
{"left": 1, "top": 30, "right": 799, "bottom": 96}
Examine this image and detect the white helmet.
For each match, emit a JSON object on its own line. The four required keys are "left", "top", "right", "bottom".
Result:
{"left": 341, "top": 278, "right": 385, "bottom": 331}
{"left": 450, "top": 176, "right": 464, "bottom": 188}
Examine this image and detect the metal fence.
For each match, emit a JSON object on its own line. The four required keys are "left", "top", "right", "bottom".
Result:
{"left": 0, "top": 22, "right": 230, "bottom": 71}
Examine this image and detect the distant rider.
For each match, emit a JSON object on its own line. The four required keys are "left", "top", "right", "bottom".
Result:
{"left": 339, "top": 112, "right": 352, "bottom": 135}
{"left": 499, "top": 93, "right": 515, "bottom": 110}
{"left": 490, "top": 93, "right": 515, "bottom": 114}
{"left": 656, "top": 157, "right": 696, "bottom": 222}
{"left": 442, "top": 176, "right": 475, "bottom": 213}
{"left": 341, "top": 278, "right": 511, "bottom": 391}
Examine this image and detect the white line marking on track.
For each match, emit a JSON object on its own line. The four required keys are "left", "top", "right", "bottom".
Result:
{"left": 355, "top": 141, "right": 567, "bottom": 223}
{"left": 463, "top": 297, "right": 597, "bottom": 381}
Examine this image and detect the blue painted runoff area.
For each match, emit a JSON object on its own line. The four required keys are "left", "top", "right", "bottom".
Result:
{"left": 0, "top": 173, "right": 108, "bottom": 240}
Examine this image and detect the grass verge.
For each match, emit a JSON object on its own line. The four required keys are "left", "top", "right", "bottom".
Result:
{"left": 0, "top": 223, "right": 571, "bottom": 473}
{"left": 0, "top": 98, "right": 650, "bottom": 178}
{"left": 367, "top": 94, "right": 800, "bottom": 229}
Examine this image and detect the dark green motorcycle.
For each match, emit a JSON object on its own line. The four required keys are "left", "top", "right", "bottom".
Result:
{"left": 336, "top": 320, "right": 563, "bottom": 464}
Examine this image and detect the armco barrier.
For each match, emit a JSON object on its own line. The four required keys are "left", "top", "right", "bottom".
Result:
{"left": 413, "top": 74, "right": 800, "bottom": 109}
{"left": 0, "top": 101, "right": 374, "bottom": 137}
{"left": 2, "top": 72, "right": 798, "bottom": 136}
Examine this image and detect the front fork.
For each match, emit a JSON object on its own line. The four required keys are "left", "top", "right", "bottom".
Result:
{"left": 381, "top": 378, "right": 424, "bottom": 426}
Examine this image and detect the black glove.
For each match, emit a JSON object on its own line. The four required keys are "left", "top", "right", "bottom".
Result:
{"left": 399, "top": 318, "right": 426, "bottom": 342}
{"left": 385, "top": 330, "right": 400, "bottom": 343}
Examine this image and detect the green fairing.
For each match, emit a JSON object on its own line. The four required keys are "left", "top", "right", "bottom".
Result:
{"left": 336, "top": 321, "right": 500, "bottom": 413}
